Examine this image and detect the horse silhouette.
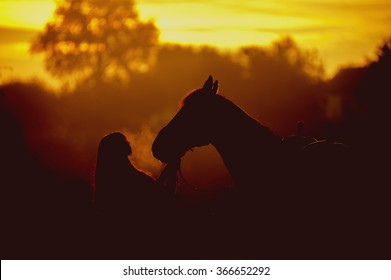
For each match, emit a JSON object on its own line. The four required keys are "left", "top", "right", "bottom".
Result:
{"left": 153, "top": 76, "right": 281, "bottom": 193}
{"left": 152, "top": 76, "right": 361, "bottom": 258}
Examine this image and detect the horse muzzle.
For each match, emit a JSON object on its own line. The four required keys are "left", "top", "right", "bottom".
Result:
{"left": 152, "top": 136, "right": 186, "bottom": 163}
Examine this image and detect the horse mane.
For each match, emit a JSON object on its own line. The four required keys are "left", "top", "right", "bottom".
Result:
{"left": 180, "top": 88, "right": 245, "bottom": 115}
{"left": 179, "top": 88, "right": 204, "bottom": 107}
{"left": 181, "top": 89, "right": 280, "bottom": 144}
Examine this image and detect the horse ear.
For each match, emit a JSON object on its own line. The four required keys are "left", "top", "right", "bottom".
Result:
{"left": 203, "top": 75, "right": 213, "bottom": 90}
{"left": 212, "top": 80, "right": 219, "bottom": 95}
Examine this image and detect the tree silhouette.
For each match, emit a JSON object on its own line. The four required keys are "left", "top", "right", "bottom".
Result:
{"left": 354, "top": 37, "right": 391, "bottom": 123}
{"left": 237, "top": 37, "right": 325, "bottom": 134}
{"left": 241, "top": 37, "right": 324, "bottom": 82}
{"left": 31, "top": 0, "right": 159, "bottom": 86}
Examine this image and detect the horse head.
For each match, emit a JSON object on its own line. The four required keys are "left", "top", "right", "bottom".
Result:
{"left": 152, "top": 75, "right": 219, "bottom": 163}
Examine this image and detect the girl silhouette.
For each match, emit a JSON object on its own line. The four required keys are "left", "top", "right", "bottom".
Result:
{"left": 94, "top": 132, "right": 156, "bottom": 220}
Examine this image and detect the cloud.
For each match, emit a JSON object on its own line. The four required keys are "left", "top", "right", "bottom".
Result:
{"left": 290, "top": 0, "right": 391, "bottom": 12}
{"left": 140, "top": 0, "right": 210, "bottom": 3}
{"left": 217, "top": 0, "right": 391, "bottom": 19}
{"left": 163, "top": 25, "right": 339, "bottom": 35}
{"left": 255, "top": 25, "right": 340, "bottom": 34}
{"left": 0, "top": 26, "right": 38, "bottom": 45}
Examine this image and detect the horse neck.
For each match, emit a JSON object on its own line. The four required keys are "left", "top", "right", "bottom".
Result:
{"left": 210, "top": 98, "right": 279, "bottom": 188}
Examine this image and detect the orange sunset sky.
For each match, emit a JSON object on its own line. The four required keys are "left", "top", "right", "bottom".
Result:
{"left": 0, "top": 0, "right": 390, "bottom": 83}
